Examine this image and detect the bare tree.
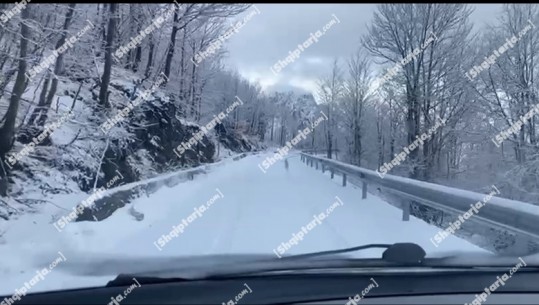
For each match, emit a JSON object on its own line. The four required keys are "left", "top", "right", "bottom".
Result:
{"left": 364, "top": 4, "right": 473, "bottom": 178}
{"left": 98, "top": 3, "right": 117, "bottom": 107}
{"left": 342, "top": 49, "right": 371, "bottom": 165}
{"left": 317, "top": 59, "right": 344, "bottom": 159}
{"left": 27, "top": 4, "right": 77, "bottom": 129}
{"left": 0, "top": 5, "right": 31, "bottom": 157}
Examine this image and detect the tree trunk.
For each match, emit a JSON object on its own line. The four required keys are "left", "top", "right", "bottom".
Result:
{"left": 133, "top": 45, "right": 141, "bottom": 73}
{"left": 131, "top": 5, "right": 142, "bottom": 72}
{"left": 144, "top": 38, "right": 155, "bottom": 78}
{"left": 98, "top": 3, "right": 117, "bottom": 107}
{"left": 407, "top": 89, "right": 420, "bottom": 178}
{"left": 0, "top": 5, "right": 30, "bottom": 157}
{"left": 28, "top": 74, "right": 51, "bottom": 126}
{"left": 163, "top": 5, "right": 179, "bottom": 82}
{"left": 179, "top": 29, "right": 187, "bottom": 100}
{"left": 326, "top": 105, "right": 332, "bottom": 159}
{"left": 189, "top": 58, "right": 197, "bottom": 117}
{"left": 99, "top": 4, "right": 107, "bottom": 57}
{"left": 270, "top": 115, "right": 274, "bottom": 142}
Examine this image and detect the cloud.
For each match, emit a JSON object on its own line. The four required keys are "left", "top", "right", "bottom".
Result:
{"left": 224, "top": 4, "right": 502, "bottom": 95}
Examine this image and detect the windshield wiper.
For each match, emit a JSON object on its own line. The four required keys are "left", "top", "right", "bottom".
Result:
{"left": 74, "top": 243, "right": 539, "bottom": 286}
{"left": 106, "top": 274, "right": 192, "bottom": 287}
{"left": 282, "top": 243, "right": 426, "bottom": 264}
{"left": 104, "top": 243, "right": 427, "bottom": 286}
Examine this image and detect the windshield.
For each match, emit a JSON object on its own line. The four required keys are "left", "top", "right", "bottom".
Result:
{"left": 1, "top": 2, "right": 539, "bottom": 297}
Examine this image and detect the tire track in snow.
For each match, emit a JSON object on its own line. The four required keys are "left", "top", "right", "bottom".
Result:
{"left": 205, "top": 161, "right": 251, "bottom": 255}
{"left": 290, "top": 157, "right": 351, "bottom": 250}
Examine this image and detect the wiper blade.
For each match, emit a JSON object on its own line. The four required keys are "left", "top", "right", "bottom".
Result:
{"left": 106, "top": 274, "right": 192, "bottom": 287}
{"left": 196, "top": 243, "right": 430, "bottom": 279}
{"left": 282, "top": 243, "right": 427, "bottom": 264}
{"left": 106, "top": 243, "right": 428, "bottom": 283}
{"left": 67, "top": 243, "right": 533, "bottom": 284}
{"left": 283, "top": 244, "right": 392, "bottom": 260}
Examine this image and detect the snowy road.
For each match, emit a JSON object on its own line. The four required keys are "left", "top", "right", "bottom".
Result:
{"left": 79, "top": 151, "right": 486, "bottom": 258}
{"left": 0, "top": 151, "right": 488, "bottom": 295}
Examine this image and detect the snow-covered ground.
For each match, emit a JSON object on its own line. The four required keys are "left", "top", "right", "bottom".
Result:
{"left": 0, "top": 151, "right": 488, "bottom": 295}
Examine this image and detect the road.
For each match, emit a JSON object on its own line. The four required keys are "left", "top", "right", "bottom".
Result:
{"left": 0, "top": 151, "right": 488, "bottom": 295}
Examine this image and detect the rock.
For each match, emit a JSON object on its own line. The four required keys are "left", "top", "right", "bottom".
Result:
{"left": 128, "top": 206, "right": 144, "bottom": 221}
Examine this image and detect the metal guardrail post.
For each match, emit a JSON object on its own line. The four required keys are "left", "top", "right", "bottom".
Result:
{"left": 331, "top": 169, "right": 334, "bottom": 179}
{"left": 322, "top": 164, "right": 325, "bottom": 173}
{"left": 343, "top": 173, "right": 347, "bottom": 187}
{"left": 362, "top": 181, "right": 367, "bottom": 199}
{"left": 402, "top": 201, "right": 410, "bottom": 221}
{"left": 316, "top": 161, "right": 318, "bottom": 170}
{"left": 359, "top": 173, "right": 367, "bottom": 199}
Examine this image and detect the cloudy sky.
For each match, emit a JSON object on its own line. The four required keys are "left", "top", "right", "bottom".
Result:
{"left": 223, "top": 4, "right": 502, "bottom": 95}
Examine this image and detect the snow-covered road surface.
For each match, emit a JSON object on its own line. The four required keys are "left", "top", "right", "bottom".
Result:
{"left": 0, "top": 152, "right": 488, "bottom": 295}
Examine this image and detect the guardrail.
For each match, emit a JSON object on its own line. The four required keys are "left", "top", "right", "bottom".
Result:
{"left": 76, "top": 152, "right": 250, "bottom": 222}
{"left": 300, "top": 153, "right": 539, "bottom": 242}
